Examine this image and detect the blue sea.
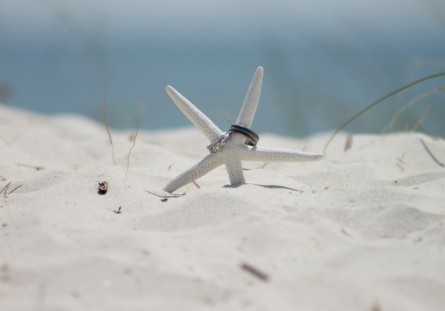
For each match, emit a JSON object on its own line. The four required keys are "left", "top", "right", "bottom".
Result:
{"left": 1, "top": 1, "right": 444, "bottom": 137}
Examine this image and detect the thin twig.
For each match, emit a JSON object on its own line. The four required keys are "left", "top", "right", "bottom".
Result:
{"left": 0, "top": 182, "right": 22, "bottom": 197}
{"left": 16, "top": 163, "right": 44, "bottom": 171}
{"left": 102, "top": 90, "right": 116, "bottom": 165}
{"left": 7, "top": 184, "right": 23, "bottom": 195}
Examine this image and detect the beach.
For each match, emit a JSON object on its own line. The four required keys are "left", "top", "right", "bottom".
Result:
{"left": 1, "top": 104, "right": 445, "bottom": 311}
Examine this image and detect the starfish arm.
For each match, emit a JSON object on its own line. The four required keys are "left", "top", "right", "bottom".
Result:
{"left": 240, "top": 146, "right": 324, "bottom": 162}
{"left": 163, "top": 153, "right": 224, "bottom": 193}
{"left": 235, "top": 66, "right": 264, "bottom": 128}
{"left": 224, "top": 156, "right": 246, "bottom": 185}
{"left": 166, "top": 85, "right": 223, "bottom": 142}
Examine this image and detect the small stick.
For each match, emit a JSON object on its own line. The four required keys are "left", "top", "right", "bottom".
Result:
{"left": 240, "top": 262, "right": 270, "bottom": 282}
{"left": 7, "top": 184, "right": 23, "bottom": 195}
{"left": 192, "top": 181, "right": 201, "bottom": 189}
{"left": 16, "top": 163, "right": 44, "bottom": 171}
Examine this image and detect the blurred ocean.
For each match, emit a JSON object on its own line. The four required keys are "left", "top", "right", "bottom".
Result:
{"left": 1, "top": 0, "right": 444, "bottom": 136}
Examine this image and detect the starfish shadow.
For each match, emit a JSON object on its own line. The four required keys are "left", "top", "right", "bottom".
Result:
{"left": 222, "top": 183, "right": 244, "bottom": 189}
{"left": 223, "top": 183, "right": 301, "bottom": 192}
{"left": 249, "top": 183, "right": 302, "bottom": 192}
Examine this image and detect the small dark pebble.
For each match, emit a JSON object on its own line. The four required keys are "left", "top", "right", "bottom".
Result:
{"left": 98, "top": 181, "right": 109, "bottom": 195}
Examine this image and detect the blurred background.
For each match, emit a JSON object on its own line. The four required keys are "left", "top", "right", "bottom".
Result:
{"left": 1, "top": 0, "right": 444, "bottom": 136}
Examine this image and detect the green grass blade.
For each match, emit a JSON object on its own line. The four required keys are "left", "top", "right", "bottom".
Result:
{"left": 323, "top": 71, "right": 445, "bottom": 153}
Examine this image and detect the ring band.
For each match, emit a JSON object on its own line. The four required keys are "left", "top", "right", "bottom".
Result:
{"left": 229, "top": 125, "right": 259, "bottom": 146}
{"left": 207, "top": 132, "right": 230, "bottom": 153}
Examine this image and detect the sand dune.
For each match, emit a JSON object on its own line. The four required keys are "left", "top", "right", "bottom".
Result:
{"left": 1, "top": 105, "right": 445, "bottom": 311}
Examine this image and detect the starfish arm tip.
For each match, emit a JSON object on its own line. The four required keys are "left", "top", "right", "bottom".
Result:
{"left": 162, "top": 184, "right": 176, "bottom": 194}
{"left": 165, "top": 85, "right": 175, "bottom": 94}
{"left": 294, "top": 151, "right": 324, "bottom": 161}
{"left": 235, "top": 66, "right": 264, "bottom": 128}
{"left": 163, "top": 154, "right": 223, "bottom": 193}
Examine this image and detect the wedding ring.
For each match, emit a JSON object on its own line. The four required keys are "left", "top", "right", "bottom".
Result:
{"left": 207, "top": 132, "right": 230, "bottom": 153}
{"left": 229, "top": 124, "right": 259, "bottom": 146}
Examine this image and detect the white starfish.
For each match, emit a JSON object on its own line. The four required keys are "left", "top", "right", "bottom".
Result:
{"left": 163, "top": 66, "right": 323, "bottom": 193}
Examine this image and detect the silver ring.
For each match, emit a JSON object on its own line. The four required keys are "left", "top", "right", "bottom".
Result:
{"left": 207, "top": 132, "right": 230, "bottom": 153}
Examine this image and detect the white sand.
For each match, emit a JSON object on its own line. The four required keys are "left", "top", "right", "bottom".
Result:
{"left": 1, "top": 105, "right": 445, "bottom": 311}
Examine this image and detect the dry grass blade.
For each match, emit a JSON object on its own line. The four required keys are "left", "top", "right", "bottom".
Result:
{"left": 386, "top": 85, "right": 445, "bottom": 131}
{"left": 419, "top": 138, "right": 445, "bottom": 168}
{"left": 0, "top": 182, "right": 11, "bottom": 196}
{"left": 409, "top": 105, "right": 431, "bottom": 132}
{"left": 102, "top": 90, "right": 116, "bottom": 165}
{"left": 323, "top": 72, "right": 445, "bottom": 153}
{"left": 125, "top": 117, "right": 141, "bottom": 181}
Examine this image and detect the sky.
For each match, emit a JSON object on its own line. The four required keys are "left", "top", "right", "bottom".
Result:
{"left": 1, "top": 0, "right": 444, "bottom": 135}
{"left": 2, "top": 0, "right": 444, "bottom": 42}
